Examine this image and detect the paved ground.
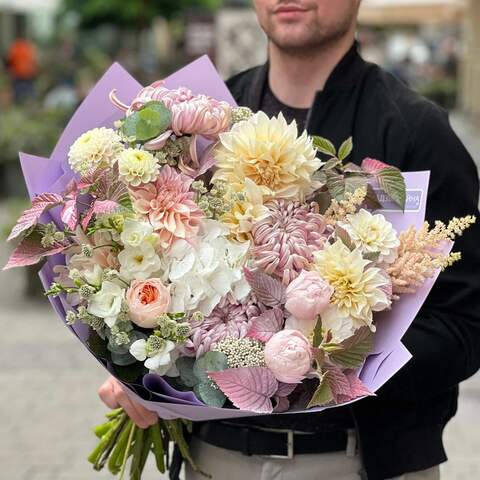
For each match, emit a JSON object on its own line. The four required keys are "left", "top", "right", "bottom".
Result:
{"left": 0, "top": 112, "right": 479, "bottom": 480}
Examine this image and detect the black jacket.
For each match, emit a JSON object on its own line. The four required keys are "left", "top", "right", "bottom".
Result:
{"left": 219, "top": 43, "right": 480, "bottom": 479}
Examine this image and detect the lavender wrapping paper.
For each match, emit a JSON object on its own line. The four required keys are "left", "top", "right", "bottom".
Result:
{"left": 22, "top": 58, "right": 441, "bottom": 421}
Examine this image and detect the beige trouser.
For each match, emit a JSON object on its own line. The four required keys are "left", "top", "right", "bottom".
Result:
{"left": 185, "top": 437, "right": 440, "bottom": 480}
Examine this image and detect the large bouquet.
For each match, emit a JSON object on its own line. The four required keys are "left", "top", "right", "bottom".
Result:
{"left": 4, "top": 58, "right": 475, "bottom": 479}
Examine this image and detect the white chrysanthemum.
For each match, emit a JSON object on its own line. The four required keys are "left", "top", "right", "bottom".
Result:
{"left": 161, "top": 219, "right": 251, "bottom": 316}
{"left": 313, "top": 240, "right": 391, "bottom": 328}
{"left": 339, "top": 209, "right": 400, "bottom": 264}
{"left": 118, "top": 148, "right": 160, "bottom": 186}
{"left": 212, "top": 111, "right": 321, "bottom": 201}
{"left": 68, "top": 127, "right": 123, "bottom": 175}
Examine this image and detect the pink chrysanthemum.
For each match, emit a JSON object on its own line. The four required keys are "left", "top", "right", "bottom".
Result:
{"left": 129, "top": 165, "right": 204, "bottom": 249}
{"left": 251, "top": 200, "right": 328, "bottom": 285}
{"left": 182, "top": 295, "right": 265, "bottom": 358}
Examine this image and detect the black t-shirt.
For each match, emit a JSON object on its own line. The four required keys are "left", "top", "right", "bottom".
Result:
{"left": 260, "top": 81, "right": 310, "bottom": 132}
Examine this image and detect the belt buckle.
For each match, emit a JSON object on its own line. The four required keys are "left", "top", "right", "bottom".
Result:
{"left": 267, "top": 430, "right": 294, "bottom": 460}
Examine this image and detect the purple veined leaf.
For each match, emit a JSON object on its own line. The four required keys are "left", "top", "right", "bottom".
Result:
{"left": 208, "top": 367, "right": 278, "bottom": 414}
{"left": 323, "top": 363, "right": 373, "bottom": 404}
{"left": 7, "top": 193, "right": 63, "bottom": 241}
{"left": 3, "top": 234, "right": 69, "bottom": 270}
{"left": 247, "top": 308, "right": 284, "bottom": 342}
{"left": 81, "top": 199, "right": 120, "bottom": 229}
{"left": 361, "top": 157, "right": 390, "bottom": 174}
{"left": 61, "top": 200, "right": 79, "bottom": 231}
{"left": 275, "top": 381, "right": 298, "bottom": 397}
{"left": 243, "top": 267, "right": 286, "bottom": 308}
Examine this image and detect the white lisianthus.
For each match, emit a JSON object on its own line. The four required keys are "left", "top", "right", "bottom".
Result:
{"left": 162, "top": 220, "right": 250, "bottom": 316}
{"left": 87, "top": 281, "right": 124, "bottom": 327}
{"left": 118, "top": 243, "right": 162, "bottom": 281}
{"left": 313, "top": 240, "right": 391, "bottom": 329}
{"left": 120, "top": 218, "right": 154, "bottom": 247}
{"left": 68, "top": 127, "right": 123, "bottom": 175}
{"left": 83, "top": 264, "right": 104, "bottom": 287}
{"left": 339, "top": 209, "right": 400, "bottom": 264}
{"left": 118, "top": 148, "right": 160, "bottom": 186}
{"left": 130, "top": 338, "right": 177, "bottom": 376}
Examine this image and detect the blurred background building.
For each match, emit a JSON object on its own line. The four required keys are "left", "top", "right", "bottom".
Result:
{"left": 0, "top": 1, "right": 479, "bottom": 479}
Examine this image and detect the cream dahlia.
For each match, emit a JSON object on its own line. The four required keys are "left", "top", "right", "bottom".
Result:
{"left": 212, "top": 111, "right": 321, "bottom": 200}
{"left": 251, "top": 200, "right": 328, "bottom": 284}
{"left": 339, "top": 209, "right": 399, "bottom": 264}
{"left": 312, "top": 240, "right": 391, "bottom": 328}
{"left": 68, "top": 127, "right": 123, "bottom": 175}
{"left": 221, "top": 178, "right": 270, "bottom": 242}
{"left": 118, "top": 148, "right": 160, "bottom": 186}
{"left": 129, "top": 165, "right": 204, "bottom": 249}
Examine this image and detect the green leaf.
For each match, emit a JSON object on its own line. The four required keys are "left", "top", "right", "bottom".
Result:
{"left": 193, "top": 351, "right": 228, "bottom": 383}
{"left": 329, "top": 327, "right": 374, "bottom": 369}
{"left": 344, "top": 172, "right": 368, "bottom": 194}
{"left": 87, "top": 330, "right": 109, "bottom": 360}
{"left": 194, "top": 381, "right": 227, "bottom": 407}
{"left": 322, "top": 157, "right": 343, "bottom": 171}
{"left": 121, "top": 114, "right": 138, "bottom": 139}
{"left": 312, "top": 316, "right": 323, "bottom": 348}
{"left": 111, "top": 362, "right": 145, "bottom": 384}
{"left": 338, "top": 137, "right": 353, "bottom": 161}
{"left": 335, "top": 225, "right": 355, "bottom": 251}
{"left": 110, "top": 350, "right": 137, "bottom": 366}
{"left": 312, "top": 136, "right": 337, "bottom": 157}
{"left": 377, "top": 167, "right": 406, "bottom": 211}
{"left": 363, "top": 251, "right": 380, "bottom": 262}
{"left": 325, "top": 169, "right": 345, "bottom": 200}
{"left": 176, "top": 357, "right": 198, "bottom": 388}
{"left": 307, "top": 375, "right": 333, "bottom": 408}
{"left": 364, "top": 184, "right": 383, "bottom": 210}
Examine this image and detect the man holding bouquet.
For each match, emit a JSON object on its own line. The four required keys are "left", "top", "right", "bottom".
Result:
{"left": 99, "top": 1, "right": 480, "bottom": 479}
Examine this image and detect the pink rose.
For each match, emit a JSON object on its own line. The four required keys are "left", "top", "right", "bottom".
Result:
{"left": 126, "top": 278, "right": 170, "bottom": 328}
{"left": 264, "top": 330, "right": 313, "bottom": 383}
{"left": 285, "top": 270, "right": 333, "bottom": 334}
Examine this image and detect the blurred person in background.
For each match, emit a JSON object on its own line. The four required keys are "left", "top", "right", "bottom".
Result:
{"left": 6, "top": 31, "right": 38, "bottom": 103}
{"left": 98, "top": 1, "right": 480, "bottom": 479}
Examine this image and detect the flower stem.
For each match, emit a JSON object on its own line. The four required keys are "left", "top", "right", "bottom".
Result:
{"left": 119, "top": 420, "right": 136, "bottom": 480}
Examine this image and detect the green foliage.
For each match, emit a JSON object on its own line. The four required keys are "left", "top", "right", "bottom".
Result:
{"left": 328, "top": 327, "right": 374, "bottom": 369}
{"left": 60, "top": 0, "right": 222, "bottom": 27}
{"left": 307, "top": 375, "right": 333, "bottom": 408}
{"left": 121, "top": 101, "right": 172, "bottom": 142}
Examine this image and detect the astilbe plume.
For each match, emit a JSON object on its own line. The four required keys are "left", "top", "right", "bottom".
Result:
{"left": 324, "top": 187, "right": 367, "bottom": 224}
{"left": 251, "top": 200, "right": 328, "bottom": 285}
{"left": 387, "top": 216, "right": 476, "bottom": 298}
{"left": 182, "top": 294, "right": 265, "bottom": 358}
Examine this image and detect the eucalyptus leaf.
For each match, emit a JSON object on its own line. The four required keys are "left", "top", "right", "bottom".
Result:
{"left": 176, "top": 357, "right": 198, "bottom": 388}
{"left": 111, "top": 350, "right": 137, "bottom": 366}
{"left": 194, "top": 381, "right": 226, "bottom": 407}
{"left": 87, "top": 330, "right": 110, "bottom": 360}
{"left": 193, "top": 351, "right": 228, "bottom": 383}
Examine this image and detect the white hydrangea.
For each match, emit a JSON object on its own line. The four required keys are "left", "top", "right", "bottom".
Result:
{"left": 118, "top": 148, "right": 160, "bottom": 186}
{"left": 68, "top": 127, "right": 123, "bottom": 175}
{"left": 161, "top": 220, "right": 251, "bottom": 316}
{"left": 339, "top": 209, "right": 400, "bottom": 264}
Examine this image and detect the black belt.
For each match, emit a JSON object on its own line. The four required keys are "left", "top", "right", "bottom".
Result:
{"left": 192, "top": 422, "right": 349, "bottom": 459}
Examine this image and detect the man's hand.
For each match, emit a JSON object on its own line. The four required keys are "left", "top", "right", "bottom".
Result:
{"left": 98, "top": 376, "right": 158, "bottom": 429}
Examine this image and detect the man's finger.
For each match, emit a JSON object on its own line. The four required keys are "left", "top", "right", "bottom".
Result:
{"left": 98, "top": 380, "right": 119, "bottom": 410}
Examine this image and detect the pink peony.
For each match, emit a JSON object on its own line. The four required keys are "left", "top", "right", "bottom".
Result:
{"left": 129, "top": 165, "right": 204, "bottom": 249}
{"left": 264, "top": 330, "right": 313, "bottom": 383}
{"left": 126, "top": 278, "right": 170, "bottom": 328}
{"left": 285, "top": 270, "right": 333, "bottom": 334}
{"left": 252, "top": 200, "right": 328, "bottom": 285}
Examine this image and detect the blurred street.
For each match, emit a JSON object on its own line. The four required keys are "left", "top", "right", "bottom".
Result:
{"left": 0, "top": 112, "right": 479, "bottom": 480}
